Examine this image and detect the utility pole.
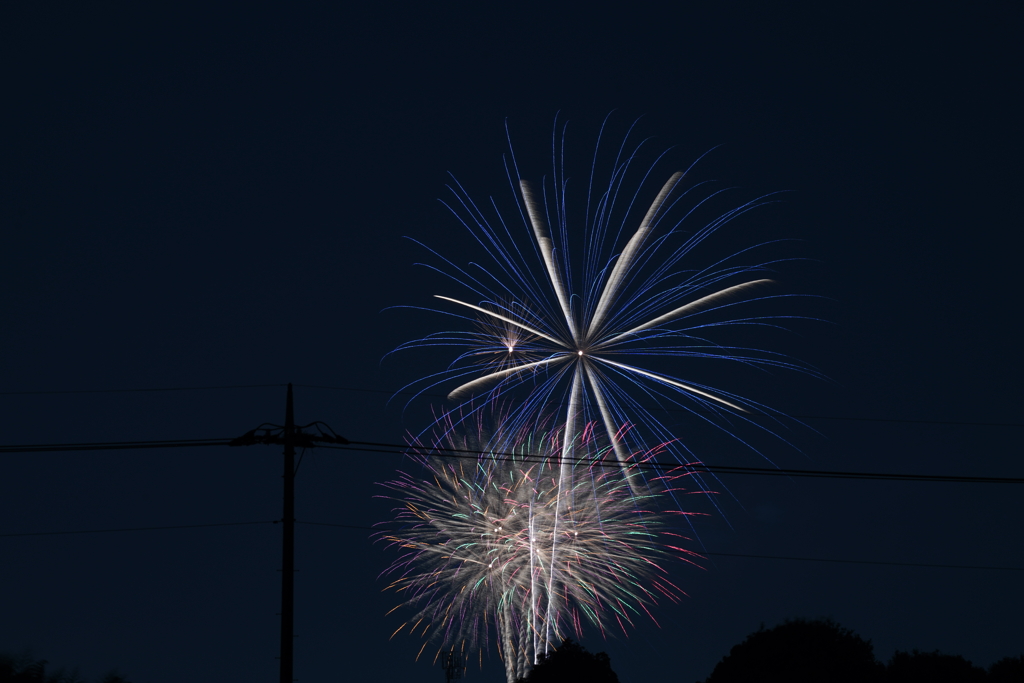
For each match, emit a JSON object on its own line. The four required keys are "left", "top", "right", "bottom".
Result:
{"left": 230, "top": 383, "right": 348, "bottom": 683}
{"left": 281, "top": 384, "right": 296, "bottom": 683}
{"left": 443, "top": 651, "right": 463, "bottom": 683}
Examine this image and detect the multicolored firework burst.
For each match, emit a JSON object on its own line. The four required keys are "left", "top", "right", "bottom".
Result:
{"left": 392, "top": 118, "right": 818, "bottom": 481}
{"left": 377, "top": 416, "right": 703, "bottom": 682}
{"left": 381, "top": 117, "right": 817, "bottom": 680}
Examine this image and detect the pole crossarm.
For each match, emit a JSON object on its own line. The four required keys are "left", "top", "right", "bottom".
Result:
{"left": 222, "top": 383, "right": 348, "bottom": 683}
{"left": 229, "top": 422, "right": 349, "bottom": 448}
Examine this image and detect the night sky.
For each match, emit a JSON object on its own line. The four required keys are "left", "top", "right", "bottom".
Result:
{"left": 2, "top": 5, "right": 1022, "bottom": 683}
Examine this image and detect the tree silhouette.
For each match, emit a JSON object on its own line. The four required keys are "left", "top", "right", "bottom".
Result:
{"left": 701, "top": 619, "right": 1020, "bottom": 683}
{"left": 987, "top": 656, "right": 1023, "bottom": 682}
{"left": 884, "top": 649, "right": 986, "bottom": 682}
{"left": 702, "top": 618, "right": 883, "bottom": 683}
{"left": 0, "top": 650, "right": 131, "bottom": 683}
{"left": 515, "top": 639, "right": 619, "bottom": 683}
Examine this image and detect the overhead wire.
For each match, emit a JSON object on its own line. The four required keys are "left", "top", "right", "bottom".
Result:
{"left": 0, "top": 381, "right": 1020, "bottom": 429}
{"left": 0, "top": 383, "right": 285, "bottom": 396}
{"left": 327, "top": 441, "right": 1024, "bottom": 484}
{"left": 1, "top": 390, "right": 1020, "bottom": 570}
{"left": 0, "top": 520, "right": 277, "bottom": 537}
{"left": 300, "top": 521, "right": 1024, "bottom": 571}
{"left": 0, "top": 438, "right": 234, "bottom": 453}
{"left": 293, "top": 384, "right": 1024, "bottom": 429}
{"left": 2, "top": 436, "right": 1022, "bottom": 484}
{"left": 2, "top": 519, "right": 1020, "bottom": 572}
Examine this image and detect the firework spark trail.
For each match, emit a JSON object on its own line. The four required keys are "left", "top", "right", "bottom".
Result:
{"left": 389, "top": 118, "right": 822, "bottom": 500}
{"left": 377, "top": 417, "right": 704, "bottom": 682}
{"left": 382, "top": 117, "right": 819, "bottom": 679}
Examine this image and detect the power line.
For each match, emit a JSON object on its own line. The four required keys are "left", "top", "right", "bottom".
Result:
{"left": 295, "top": 384, "right": 1024, "bottom": 429}
{"left": 0, "top": 438, "right": 233, "bottom": 453}
{"left": 787, "top": 414, "right": 1023, "bottom": 429}
{"left": 295, "top": 522, "right": 1024, "bottom": 571}
{"left": 289, "top": 522, "right": 1024, "bottom": 572}
{"left": 2, "top": 436, "right": 1022, "bottom": 484}
{"left": 699, "top": 551, "right": 1024, "bottom": 572}
{"left": 327, "top": 440, "right": 1024, "bottom": 484}
{"left": 1, "top": 381, "right": 1020, "bottom": 429}
{"left": 297, "top": 520, "right": 380, "bottom": 531}
{"left": 0, "top": 383, "right": 285, "bottom": 396}
{"left": 0, "top": 520, "right": 277, "bottom": 538}
{"left": 3, "top": 518, "right": 1020, "bottom": 572}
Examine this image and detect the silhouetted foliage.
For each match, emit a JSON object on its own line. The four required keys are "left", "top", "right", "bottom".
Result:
{"left": 702, "top": 620, "right": 1019, "bottom": 683}
{"left": 885, "top": 649, "right": 986, "bottom": 682}
{"left": 702, "top": 618, "right": 883, "bottom": 683}
{"left": 987, "top": 656, "right": 1023, "bottom": 682}
{"left": 515, "top": 639, "right": 618, "bottom": 683}
{"left": 0, "top": 650, "right": 131, "bottom": 683}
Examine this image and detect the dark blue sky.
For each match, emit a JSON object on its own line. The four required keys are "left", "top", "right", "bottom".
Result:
{"left": 1, "top": 4, "right": 1021, "bottom": 683}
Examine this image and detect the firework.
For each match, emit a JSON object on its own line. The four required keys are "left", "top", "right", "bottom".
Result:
{"left": 383, "top": 117, "right": 816, "bottom": 679}
{"left": 392, "top": 117, "right": 817, "bottom": 481}
{"left": 378, "top": 416, "right": 702, "bottom": 682}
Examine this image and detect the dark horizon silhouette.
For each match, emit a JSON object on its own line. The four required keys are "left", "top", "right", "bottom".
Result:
{"left": 515, "top": 639, "right": 619, "bottom": 683}
{"left": 700, "top": 619, "right": 1023, "bottom": 683}
{"left": 1, "top": 649, "right": 131, "bottom": 683}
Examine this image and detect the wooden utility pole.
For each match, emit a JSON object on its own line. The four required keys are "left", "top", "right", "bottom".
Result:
{"left": 281, "top": 384, "right": 296, "bottom": 683}
{"left": 230, "top": 383, "right": 348, "bottom": 683}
